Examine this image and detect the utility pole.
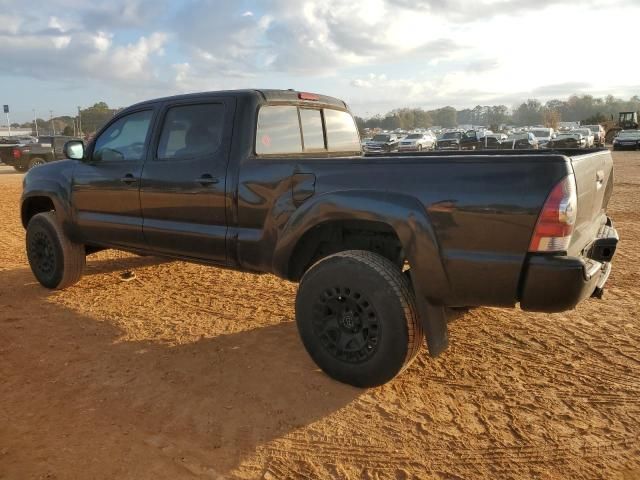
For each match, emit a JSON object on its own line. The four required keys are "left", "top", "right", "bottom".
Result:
{"left": 33, "top": 109, "right": 39, "bottom": 137}
{"left": 77, "top": 106, "right": 82, "bottom": 136}
{"left": 49, "top": 110, "right": 56, "bottom": 136}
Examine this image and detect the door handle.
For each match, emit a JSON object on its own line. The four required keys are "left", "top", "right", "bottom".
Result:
{"left": 120, "top": 174, "right": 137, "bottom": 185}
{"left": 197, "top": 174, "right": 219, "bottom": 186}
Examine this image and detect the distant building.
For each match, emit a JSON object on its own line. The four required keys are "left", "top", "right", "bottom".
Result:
{"left": 0, "top": 127, "right": 33, "bottom": 137}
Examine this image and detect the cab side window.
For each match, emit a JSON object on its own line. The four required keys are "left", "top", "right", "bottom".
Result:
{"left": 157, "top": 104, "right": 225, "bottom": 160}
{"left": 93, "top": 110, "right": 153, "bottom": 162}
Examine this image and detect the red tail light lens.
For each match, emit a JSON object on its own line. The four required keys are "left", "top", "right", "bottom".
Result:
{"left": 529, "top": 174, "right": 577, "bottom": 252}
{"left": 12, "top": 148, "right": 21, "bottom": 159}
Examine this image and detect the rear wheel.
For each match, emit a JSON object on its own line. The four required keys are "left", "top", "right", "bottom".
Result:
{"left": 28, "top": 157, "right": 46, "bottom": 170}
{"left": 26, "top": 212, "right": 85, "bottom": 289}
{"left": 295, "top": 250, "right": 424, "bottom": 387}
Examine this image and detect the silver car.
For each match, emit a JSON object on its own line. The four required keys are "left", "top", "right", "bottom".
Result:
{"left": 398, "top": 132, "right": 436, "bottom": 152}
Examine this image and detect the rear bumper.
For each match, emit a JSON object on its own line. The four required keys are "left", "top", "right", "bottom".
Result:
{"left": 520, "top": 222, "right": 618, "bottom": 312}
{"left": 1, "top": 158, "right": 26, "bottom": 168}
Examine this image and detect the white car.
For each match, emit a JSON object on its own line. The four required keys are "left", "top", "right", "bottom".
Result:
{"left": 530, "top": 128, "right": 554, "bottom": 148}
{"left": 572, "top": 128, "right": 595, "bottom": 148}
{"left": 583, "top": 125, "right": 606, "bottom": 146}
{"left": 398, "top": 132, "right": 437, "bottom": 151}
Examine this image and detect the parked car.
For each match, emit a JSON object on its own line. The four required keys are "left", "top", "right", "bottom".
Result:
{"left": 21, "top": 89, "right": 618, "bottom": 388}
{"left": 364, "top": 134, "right": 400, "bottom": 153}
{"left": 530, "top": 128, "right": 554, "bottom": 148}
{"left": 460, "top": 130, "right": 494, "bottom": 150}
{"left": 436, "top": 131, "right": 463, "bottom": 150}
{"left": 4, "top": 135, "right": 82, "bottom": 171}
{"left": 584, "top": 124, "right": 606, "bottom": 147}
{"left": 501, "top": 132, "right": 539, "bottom": 150}
{"left": 483, "top": 133, "right": 508, "bottom": 149}
{"left": 398, "top": 132, "right": 436, "bottom": 151}
{"left": 548, "top": 132, "right": 587, "bottom": 149}
{"left": 573, "top": 128, "right": 595, "bottom": 148}
{"left": 612, "top": 130, "right": 640, "bottom": 150}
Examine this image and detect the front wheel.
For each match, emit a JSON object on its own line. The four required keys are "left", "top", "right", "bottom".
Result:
{"left": 13, "top": 165, "right": 27, "bottom": 173}
{"left": 26, "top": 212, "right": 85, "bottom": 289}
{"left": 295, "top": 250, "right": 424, "bottom": 387}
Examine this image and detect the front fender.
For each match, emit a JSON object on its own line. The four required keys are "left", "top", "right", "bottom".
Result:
{"left": 21, "top": 161, "right": 75, "bottom": 232}
{"left": 272, "top": 190, "right": 451, "bottom": 355}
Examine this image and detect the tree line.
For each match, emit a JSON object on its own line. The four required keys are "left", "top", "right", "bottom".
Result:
{"left": 355, "top": 94, "right": 640, "bottom": 131}
{"left": 13, "top": 102, "right": 120, "bottom": 137}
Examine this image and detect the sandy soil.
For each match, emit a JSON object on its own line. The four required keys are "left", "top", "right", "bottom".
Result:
{"left": 0, "top": 152, "right": 639, "bottom": 480}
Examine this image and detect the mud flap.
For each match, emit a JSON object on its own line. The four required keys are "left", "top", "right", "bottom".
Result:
{"left": 415, "top": 296, "right": 449, "bottom": 357}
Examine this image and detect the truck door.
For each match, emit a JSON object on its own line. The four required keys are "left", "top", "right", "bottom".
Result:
{"left": 53, "top": 137, "right": 67, "bottom": 160}
{"left": 139, "top": 97, "right": 235, "bottom": 264}
{"left": 71, "top": 108, "right": 155, "bottom": 249}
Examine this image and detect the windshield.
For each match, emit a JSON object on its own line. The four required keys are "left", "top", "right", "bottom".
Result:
{"left": 574, "top": 129, "right": 590, "bottom": 135}
{"left": 557, "top": 133, "right": 578, "bottom": 138}
{"left": 372, "top": 135, "right": 390, "bottom": 142}
{"left": 587, "top": 126, "right": 600, "bottom": 133}
{"left": 618, "top": 131, "right": 640, "bottom": 139}
{"left": 441, "top": 132, "right": 461, "bottom": 140}
{"left": 406, "top": 134, "right": 422, "bottom": 139}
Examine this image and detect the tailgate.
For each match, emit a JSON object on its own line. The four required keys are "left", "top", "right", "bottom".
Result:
{"left": 568, "top": 150, "right": 614, "bottom": 256}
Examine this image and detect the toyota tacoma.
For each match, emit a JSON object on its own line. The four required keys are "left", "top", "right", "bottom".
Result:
{"left": 21, "top": 89, "right": 618, "bottom": 387}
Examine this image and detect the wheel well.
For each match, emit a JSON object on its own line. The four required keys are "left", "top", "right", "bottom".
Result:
{"left": 288, "top": 220, "right": 403, "bottom": 281}
{"left": 21, "top": 196, "right": 55, "bottom": 228}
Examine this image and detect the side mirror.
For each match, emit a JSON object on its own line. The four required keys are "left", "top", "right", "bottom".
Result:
{"left": 64, "top": 140, "right": 85, "bottom": 160}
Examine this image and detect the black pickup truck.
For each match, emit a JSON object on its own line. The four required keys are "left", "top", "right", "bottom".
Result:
{"left": 4, "top": 135, "right": 81, "bottom": 172}
{"left": 20, "top": 89, "right": 618, "bottom": 387}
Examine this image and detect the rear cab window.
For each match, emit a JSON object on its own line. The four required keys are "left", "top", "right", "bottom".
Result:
{"left": 256, "top": 104, "right": 361, "bottom": 156}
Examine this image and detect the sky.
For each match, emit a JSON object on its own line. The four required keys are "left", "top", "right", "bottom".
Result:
{"left": 1, "top": 0, "right": 639, "bottom": 123}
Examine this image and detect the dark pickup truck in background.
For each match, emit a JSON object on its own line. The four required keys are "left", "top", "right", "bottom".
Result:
{"left": 4, "top": 135, "right": 81, "bottom": 171}
{"left": 0, "top": 136, "right": 37, "bottom": 168}
{"left": 20, "top": 89, "right": 618, "bottom": 387}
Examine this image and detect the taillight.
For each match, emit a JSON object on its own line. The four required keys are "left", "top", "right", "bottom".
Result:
{"left": 529, "top": 174, "right": 577, "bottom": 252}
{"left": 12, "top": 148, "right": 21, "bottom": 159}
{"left": 298, "top": 92, "right": 319, "bottom": 101}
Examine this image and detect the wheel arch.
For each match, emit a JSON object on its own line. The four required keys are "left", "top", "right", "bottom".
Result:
{"left": 273, "top": 190, "right": 451, "bottom": 356}
{"left": 21, "top": 190, "right": 72, "bottom": 231}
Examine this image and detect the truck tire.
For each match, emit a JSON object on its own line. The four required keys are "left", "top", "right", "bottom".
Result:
{"left": 295, "top": 250, "right": 424, "bottom": 387}
{"left": 26, "top": 212, "right": 85, "bottom": 289}
{"left": 28, "top": 157, "right": 47, "bottom": 170}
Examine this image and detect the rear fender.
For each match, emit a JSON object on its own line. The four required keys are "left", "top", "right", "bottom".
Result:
{"left": 273, "top": 190, "right": 451, "bottom": 355}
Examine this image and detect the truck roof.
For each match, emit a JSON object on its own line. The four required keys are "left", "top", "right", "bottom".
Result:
{"left": 128, "top": 89, "right": 347, "bottom": 110}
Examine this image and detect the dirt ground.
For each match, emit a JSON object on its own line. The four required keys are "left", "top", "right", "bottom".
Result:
{"left": 0, "top": 152, "right": 639, "bottom": 480}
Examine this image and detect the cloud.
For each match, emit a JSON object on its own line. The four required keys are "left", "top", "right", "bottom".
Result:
{"left": 0, "top": 0, "right": 639, "bottom": 121}
{"left": 0, "top": 21, "right": 167, "bottom": 85}
{"left": 386, "top": 0, "right": 626, "bottom": 21}
{"left": 531, "top": 82, "right": 592, "bottom": 97}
